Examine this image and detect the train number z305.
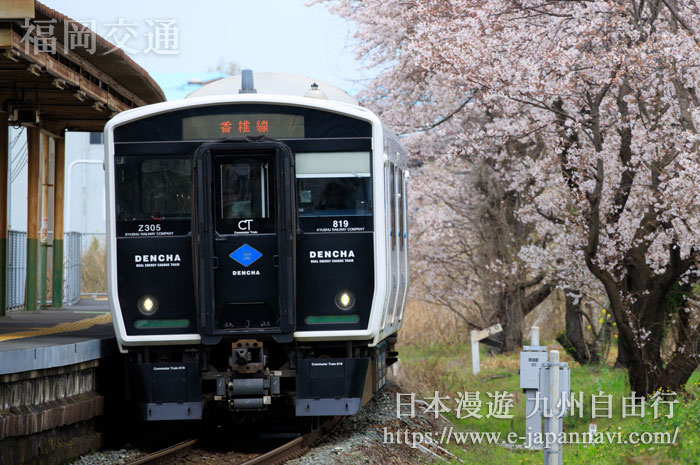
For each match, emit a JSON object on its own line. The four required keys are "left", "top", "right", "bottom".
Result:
{"left": 138, "top": 224, "right": 161, "bottom": 232}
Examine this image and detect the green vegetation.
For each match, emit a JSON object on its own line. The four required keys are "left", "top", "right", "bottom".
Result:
{"left": 396, "top": 343, "right": 700, "bottom": 465}
{"left": 81, "top": 237, "right": 106, "bottom": 294}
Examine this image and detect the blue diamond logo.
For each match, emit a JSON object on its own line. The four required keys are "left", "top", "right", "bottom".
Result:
{"left": 229, "top": 244, "right": 262, "bottom": 267}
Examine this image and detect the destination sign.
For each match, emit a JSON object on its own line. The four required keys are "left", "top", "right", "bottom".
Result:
{"left": 182, "top": 113, "right": 304, "bottom": 139}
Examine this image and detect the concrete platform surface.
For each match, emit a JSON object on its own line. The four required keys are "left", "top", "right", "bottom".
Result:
{"left": 0, "top": 299, "right": 117, "bottom": 375}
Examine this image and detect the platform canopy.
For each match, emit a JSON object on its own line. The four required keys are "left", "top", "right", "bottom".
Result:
{"left": 0, "top": 0, "right": 165, "bottom": 134}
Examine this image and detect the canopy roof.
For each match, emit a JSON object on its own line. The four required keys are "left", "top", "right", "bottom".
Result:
{"left": 0, "top": 1, "right": 165, "bottom": 134}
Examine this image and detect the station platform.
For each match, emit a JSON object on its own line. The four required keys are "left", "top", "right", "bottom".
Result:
{"left": 0, "top": 299, "right": 117, "bottom": 375}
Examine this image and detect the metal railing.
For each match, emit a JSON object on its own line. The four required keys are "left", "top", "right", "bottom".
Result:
{"left": 5, "top": 230, "right": 85, "bottom": 309}
{"left": 7, "top": 230, "right": 27, "bottom": 310}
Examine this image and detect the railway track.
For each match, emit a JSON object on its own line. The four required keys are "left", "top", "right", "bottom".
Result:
{"left": 123, "top": 439, "right": 197, "bottom": 465}
{"left": 124, "top": 417, "right": 340, "bottom": 465}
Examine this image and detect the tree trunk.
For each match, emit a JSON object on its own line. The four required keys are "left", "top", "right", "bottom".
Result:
{"left": 657, "top": 281, "right": 700, "bottom": 392}
{"left": 613, "top": 290, "right": 663, "bottom": 395}
{"left": 657, "top": 353, "right": 698, "bottom": 392}
{"left": 591, "top": 319, "right": 612, "bottom": 363}
{"left": 556, "top": 289, "right": 596, "bottom": 364}
{"left": 498, "top": 282, "right": 552, "bottom": 353}
{"left": 614, "top": 336, "right": 629, "bottom": 368}
{"left": 500, "top": 289, "right": 524, "bottom": 353}
{"left": 611, "top": 284, "right": 698, "bottom": 395}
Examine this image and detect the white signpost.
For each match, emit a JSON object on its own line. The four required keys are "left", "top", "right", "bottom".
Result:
{"left": 520, "top": 326, "right": 547, "bottom": 449}
{"left": 541, "top": 350, "right": 569, "bottom": 465}
{"left": 519, "top": 336, "right": 570, "bottom": 464}
{"left": 470, "top": 323, "right": 503, "bottom": 375}
{"left": 530, "top": 325, "right": 540, "bottom": 346}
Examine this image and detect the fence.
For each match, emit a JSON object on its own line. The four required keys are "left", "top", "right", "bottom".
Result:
{"left": 63, "top": 232, "right": 82, "bottom": 306}
{"left": 7, "top": 230, "right": 27, "bottom": 310}
{"left": 5, "top": 230, "right": 84, "bottom": 309}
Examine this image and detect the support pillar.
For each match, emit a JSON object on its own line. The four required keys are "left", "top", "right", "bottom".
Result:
{"left": 25, "top": 127, "right": 40, "bottom": 311}
{"left": 40, "top": 133, "right": 50, "bottom": 307}
{"left": 52, "top": 135, "right": 65, "bottom": 307}
{"left": 0, "top": 114, "right": 8, "bottom": 316}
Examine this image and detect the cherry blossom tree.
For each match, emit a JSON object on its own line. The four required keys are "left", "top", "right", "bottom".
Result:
{"left": 410, "top": 136, "right": 552, "bottom": 352}
{"left": 319, "top": 0, "right": 700, "bottom": 394}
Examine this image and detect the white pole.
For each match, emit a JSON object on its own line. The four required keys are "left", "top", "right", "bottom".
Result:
{"left": 548, "top": 350, "right": 561, "bottom": 465}
{"left": 64, "top": 159, "right": 102, "bottom": 233}
{"left": 471, "top": 330, "right": 480, "bottom": 375}
{"left": 531, "top": 326, "right": 540, "bottom": 346}
{"left": 525, "top": 388, "right": 542, "bottom": 450}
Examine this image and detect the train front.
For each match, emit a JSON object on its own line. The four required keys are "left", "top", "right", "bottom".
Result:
{"left": 104, "top": 74, "right": 406, "bottom": 421}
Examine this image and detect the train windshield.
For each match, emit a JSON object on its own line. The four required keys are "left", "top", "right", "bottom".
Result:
{"left": 219, "top": 160, "right": 271, "bottom": 219}
{"left": 115, "top": 156, "right": 192, "bottom": 220}
{"left": 214, "top": 156, "right": 277, "bottom": 235}
{"left": 295, "top": 152, "right": 372, "bottom": 217}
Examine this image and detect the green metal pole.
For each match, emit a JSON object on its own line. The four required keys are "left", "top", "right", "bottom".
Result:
{"left": 52, "top": 136, "right": 65, "bottom": 307}
{"left": 40, "top": 243, "right": 47, "bottom": 306}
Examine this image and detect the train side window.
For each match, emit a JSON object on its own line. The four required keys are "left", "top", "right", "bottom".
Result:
{"left": 403, "top": 171, "right": 408, "bottom": 246}
{"left": 398, "top": 169, "right": 405, "bottom": 252}
{"left": 390, "top": 164, "right": 396, "bottom": 251}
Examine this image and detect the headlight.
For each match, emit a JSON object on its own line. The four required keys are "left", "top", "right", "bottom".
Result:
{"left": 334, "top": 290, "right": 355, "bottom": 311}
{"left": 137, "top": 295, "right": 159, "bottom": 316}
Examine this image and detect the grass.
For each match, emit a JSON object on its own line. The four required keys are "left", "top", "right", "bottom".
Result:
{"left": 400, "top": 300, "right": 470, "bottom": 345}
{"left": 394, "top": 341, "right": 700, "bottom": 465}
{"left": 81, "top": 237, "right": 107, "bottom": 294}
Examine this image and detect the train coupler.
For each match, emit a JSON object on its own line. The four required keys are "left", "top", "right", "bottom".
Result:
{"left": 213, "top": 371, "right": 281, "bottom": 410}
{"left": 211, "top": 340, "right": 281, "bottom": 410}
{"left": 229, "top": 339, "right": 266, "bottom": 373}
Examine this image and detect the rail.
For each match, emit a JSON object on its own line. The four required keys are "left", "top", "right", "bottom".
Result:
{"left": 123, "top": 417, "right": 341, "bottom": 465}
{"left": 123, "top": 439, "right": 197, "bottom": 465}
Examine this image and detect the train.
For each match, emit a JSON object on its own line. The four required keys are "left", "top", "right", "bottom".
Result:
{"left": 104, "top": 71, "right": 408, "bottom": 421}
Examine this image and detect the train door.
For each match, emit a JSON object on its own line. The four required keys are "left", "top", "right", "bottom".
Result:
{"left": 192, "top": 140, "right": 296, "bottom": 343}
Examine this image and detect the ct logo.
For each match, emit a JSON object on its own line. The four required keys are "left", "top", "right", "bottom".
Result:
{"left": 238, "top": 219, "right": 253, "bottom": 231}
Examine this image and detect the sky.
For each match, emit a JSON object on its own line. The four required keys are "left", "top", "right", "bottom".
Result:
{"left": 42, "top": 0, "right": 374, "bottom": 100}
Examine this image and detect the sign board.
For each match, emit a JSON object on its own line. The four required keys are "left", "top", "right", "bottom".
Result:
{"left": 520, "top": 349, "right": 548, "bottom": 390}
{"left": 470, "top": 324, "right": 503, "bottom": 375}
{"left": 473, "top": 323, "right": 502, "bottom": 342}
{"left": 40, "top": 217, "right": 48, "bottom": 243}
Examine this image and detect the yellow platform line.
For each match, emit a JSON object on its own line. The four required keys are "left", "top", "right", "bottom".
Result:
{"left": 0, "top": 313, "right": 112, "bottom": 342}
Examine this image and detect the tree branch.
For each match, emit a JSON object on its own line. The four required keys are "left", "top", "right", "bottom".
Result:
{"left": 416, "top": 98, "right": 471, "bottom": 132}
{"left": 607, "top": 81, "right": 637, "bottom": 225}
{"left": 659, "top": 0, "right": 700, "bottom": 47}
{"left": 522, "top": 283, "right": 553, "bottom": 316}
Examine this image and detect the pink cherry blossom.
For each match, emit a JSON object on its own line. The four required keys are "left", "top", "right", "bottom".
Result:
{"left": 318, "top": 0, "right": 700, "bottom": 394}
